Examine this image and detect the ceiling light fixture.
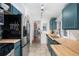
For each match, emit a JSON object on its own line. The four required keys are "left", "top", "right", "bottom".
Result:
{"left": 40, "top": 4, "right": 45, "bottom": 18}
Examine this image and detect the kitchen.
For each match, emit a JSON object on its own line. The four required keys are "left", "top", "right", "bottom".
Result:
{"left": 0, "top": 3, "right": 79, "bottom": 56}
{"left": 0, "top": 3, "right": 30, "bottom": 56}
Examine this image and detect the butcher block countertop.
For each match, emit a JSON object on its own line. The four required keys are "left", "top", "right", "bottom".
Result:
{"left": 0, "top": 39, "right": 20, "bottom": 43}
{"left": 47, "top": 33, "right": 79, "bottom": 56}
{"left": 50, "top": 45, "right": 79, "bottom": 56}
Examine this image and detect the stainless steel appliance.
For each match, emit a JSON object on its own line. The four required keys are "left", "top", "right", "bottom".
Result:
{"left": 21, "top": 19, "right": 30, "bottom": 56}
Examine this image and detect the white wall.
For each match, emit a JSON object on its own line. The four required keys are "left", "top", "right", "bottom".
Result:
{"left": 41, "top": 19, "right": 49, "bottom": 44}
{"left": 67, "top": 30, "right": 79, "bottom": 40}
{"left": 29, "top": 18, "right": 34, "bottom": 44}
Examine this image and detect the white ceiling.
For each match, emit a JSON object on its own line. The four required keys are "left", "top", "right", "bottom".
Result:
{"left": 23, "top": 3, "right": 68, "bottom": 21}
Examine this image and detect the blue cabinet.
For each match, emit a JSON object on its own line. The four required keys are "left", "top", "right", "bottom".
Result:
{"left": 62, "top": 3, "right": 79, "bottom": 30}
{"left": 50, "top": 18, "right": 56, "bottom": 31}
{"left": 11, "top": 5, "right": 21, "bottom": 15}
{"left": 46, "top": 35, "right": 57, "bottom": 56}
{"left": 5, "top": 3, "right": 22, "bottom": 15}
{"left": 14, "top": 41, "right": 21, "bottom": 56}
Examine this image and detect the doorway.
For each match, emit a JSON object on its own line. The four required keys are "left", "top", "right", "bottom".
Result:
{"left": 32, "top": 21, "right": 41, "bottom": 44}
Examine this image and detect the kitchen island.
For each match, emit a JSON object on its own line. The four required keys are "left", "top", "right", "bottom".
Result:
{"left": 0, "top": 39, "right": 21, "bottom": 56}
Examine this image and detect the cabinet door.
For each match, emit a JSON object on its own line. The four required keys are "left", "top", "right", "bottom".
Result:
{"left": 52, "top": 19, "right": 56, "bottom": 30}
{"left": 8, "top": 49, "right": 15, "bottom": 56}
{"left": 15, "top": 46, "right": 20, "bottom": 56}
{"left": 50, "top": 18, "right": 56, "bottom": 31}
{"left": 50, "top": 20, "right": 53, "bottom": 31}
{"left": 62, "top": 3, "right": 77, "bottom": 29}
{"left": 12, "top": 6, "right": 21, "bottom": 15}
{"left": 47, "top": 44, "right": 57, "bottom": 56}
{"left": 14, "top": 41, "right": 21, "bottom": 56}
{"left": 5, "top": 3, "right": 21, "bottom": 15}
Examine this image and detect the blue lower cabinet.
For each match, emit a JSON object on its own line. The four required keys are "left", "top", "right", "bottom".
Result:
{"left": 47, "top": 35, "right": 51, "bottom": 44}
{"left": 15, "top": 46, "right": 20, "bottom": 56}
{"left": 46, "top": 35, "right": 57, "bottom": 56}
{"left": 47, "top": 35, "right": 55, "bottom": 44}
{"left": 50, "top": 47, "right": 57, "bottom": 56}
{"left": 47, "top": 44, "right": 57, "bottom": 56}
{"left": 14, "top": 41, "right": 21, "bottom": 56}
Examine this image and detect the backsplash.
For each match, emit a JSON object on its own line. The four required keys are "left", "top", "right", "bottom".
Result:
{"left": 61, "top": 30, "right": 79, "bottom": 40}
{"left": 69, "top": 30, "right": 79, "bottom": 40}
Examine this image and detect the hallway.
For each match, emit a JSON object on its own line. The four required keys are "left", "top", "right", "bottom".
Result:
{"left": 29, "top": 44, "right": 50, "bottom": 56}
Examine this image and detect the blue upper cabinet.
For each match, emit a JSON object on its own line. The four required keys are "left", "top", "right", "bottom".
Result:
{"left": 50, "top": 17, "right": 57, "bottom": 31}
{"left": 11, "top": 5, "right": 21, "bottom": 15}
{"left": 62, "top": 3, "right": 79, "bottom": 30}
{"left": 5, "top": 3, "right": 22, "bottom": 15}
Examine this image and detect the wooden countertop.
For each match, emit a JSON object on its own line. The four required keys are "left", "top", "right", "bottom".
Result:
{"left": 47, "top": 33, "right": 79, "bottom": 56}
{"left": 47, "top": 33, "right": 79, "bottom": 44}
{"left": 0, "top": 39, "right": 20, "bottom": 43}
{"left": 50, "top": 45, "right": 79, "bottom": 56}
{"left": 47, "top": 33, "right": 64, "bottom": 43}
